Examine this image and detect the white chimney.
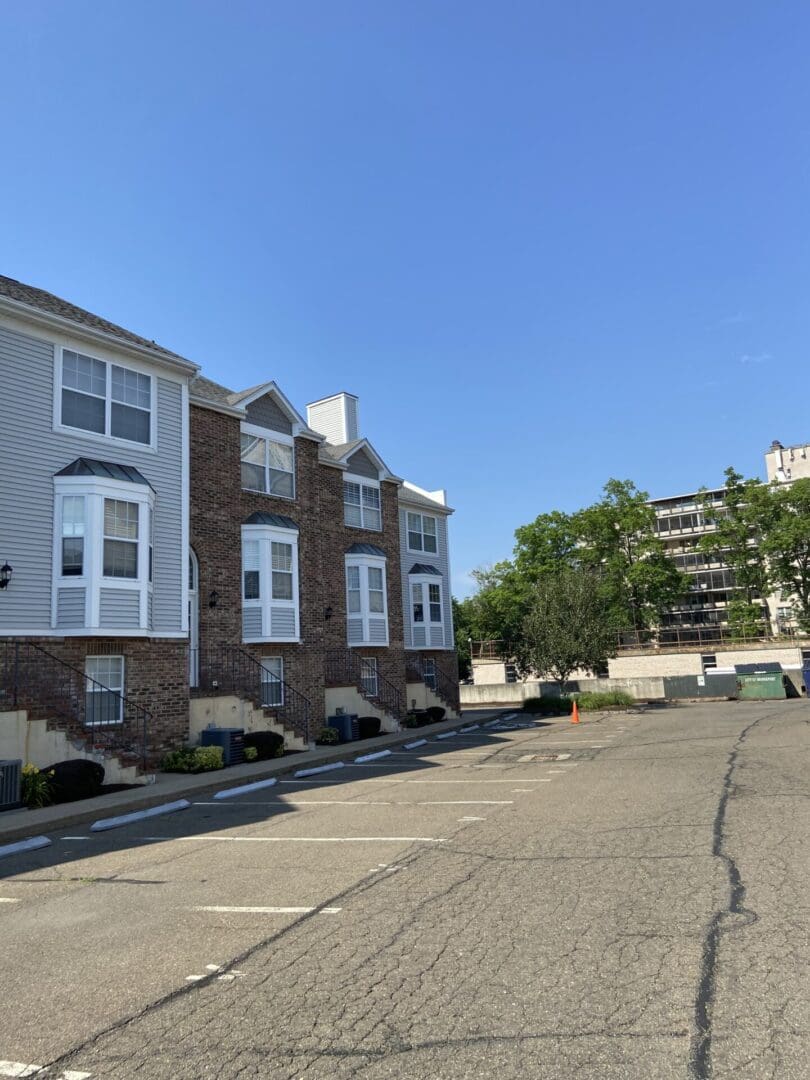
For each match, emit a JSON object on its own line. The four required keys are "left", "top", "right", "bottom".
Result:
{"left": 306, "top": 392, "right": 359, "bottom": 445}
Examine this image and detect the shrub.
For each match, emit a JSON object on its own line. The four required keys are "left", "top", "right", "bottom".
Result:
{"left": 403, "top": 713, "right": 422, "bottom": 729}
{"left": 425, "top": 706, "right": 446, "bottom": 723}
{"left": 161, "top": 746, "right": 225, "bottom": 773}
{"left": 576, "top": 690, "right": 635, "bottom": 710}
{"left": 243, "top": 731, "right": 285, "bottom": 760}
{"left": 316, "top": 726, "right": 340, "bottom": 745}
{"left": 522, "top": 695, "right": 572, "bottom": 715}
{"left": 22, "top": 764, "right": 53, "bottom": 809}
{"left": 243, "top": 745, "right": 258, "bottom": 762}
{"left": 44, "top": 759, "right": 105, "bottom": 803}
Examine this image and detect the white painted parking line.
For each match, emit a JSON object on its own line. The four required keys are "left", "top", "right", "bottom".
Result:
{"left": 0, "top": 1064, "right": 91, "bottom": 1079}
{"left": 401, "top": 778, "right": 555, "bottom": 784}
{"left": 556, "top": 753, "right": 572, "bottom": 760}
{"left": 418, "top": 800, "right": 513, "bottom": 805}
{"left": 140, "top": 835, "right": 448, "bottom": 843}
{"left": 194, "top": 906, "right": 342, "bottom": 914}
{"left": 0, "top": 898, "right": 21, "bottom": 904}
{"left": 458, "top": 816, "right": 485, "bottom": 822}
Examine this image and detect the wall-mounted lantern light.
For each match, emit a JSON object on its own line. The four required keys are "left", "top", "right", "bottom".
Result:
{"left": 0, "top": 562, "right": 12, "bottom": 590}
{"left": 208, "top": 590, "right": 220, "bottom": 609}
{"left": 324, "top": 605, "right": 334, "bottom": 621}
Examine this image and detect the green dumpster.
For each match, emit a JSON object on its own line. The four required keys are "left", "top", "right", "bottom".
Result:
{"left": 734, "top": 662, "right": 786, "bottom": 700}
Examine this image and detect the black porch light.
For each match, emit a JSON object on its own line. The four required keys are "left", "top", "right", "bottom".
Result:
{"left": 0, "top": 562, "right": 12, "bottom": 590}
{"left": 324, "top": 605, "right": 334, "bottom": 621}
{"left": 208, "top": 589, "right": 220, "bottom": 609}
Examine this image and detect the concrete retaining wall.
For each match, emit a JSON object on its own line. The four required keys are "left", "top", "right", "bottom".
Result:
{"left": 0, "top": 709, "right": 140, "bottom": 784}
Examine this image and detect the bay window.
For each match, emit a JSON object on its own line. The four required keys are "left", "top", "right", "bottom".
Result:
{"left": 60, "top": 349, "right": 153, "bottom": 446}
{"left": 241, "top": 519, "right": 300, "bottom": 642}
{"left": 345, "top": 551, "right": 388, "bottom": 645}
{"left": 53, "top": 463, "right": 154, "bottom": 632}
{"left": 409, "top": 571, "right": 445, "bottom": 648}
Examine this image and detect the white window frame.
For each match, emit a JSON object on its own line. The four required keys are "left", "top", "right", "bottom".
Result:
{"left": 56, "top": 347, "right": 157, "bottom": 450}
{"left": 343, "top": 473, "right": 382, "bottom": 531}
{"left": 345, "top": 553, "right": 389, "bottom": 646}
{"left": 410, "top": 573, "right": 444, "bottom": 637}
{"left": 241, "top": 522, "right": 300, "bottom": 642}
{"left": 52, "top": 475, "right": 155, "bottom": 632}
{"left": 239, "top": 423, "right": 295, "bottom": 500}
{"left": 406, "top": 512, "right": 438, "bottom": 554}
{"left": 84, "top": 655, "right": 125, "bottom": 726}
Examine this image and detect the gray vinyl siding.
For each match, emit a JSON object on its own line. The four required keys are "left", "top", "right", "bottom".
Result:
{"left": 56, "top": 588, "right": 86, "bottom": 628}
{"left": 0, "top": 321, "right": 186, "bottom": 635}
{"left": 245, "top": 394, "right": 293, "bottom": 434}
{"left": 100, "top": 589, "right": 141, "bottom": 627}
{"left": 398, "top": 503, "right": 454, "bottom": 650}
{"left": 346, "top": 448, "right": 379, "bottom": 479}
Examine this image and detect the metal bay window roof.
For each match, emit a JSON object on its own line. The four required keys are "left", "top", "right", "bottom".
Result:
{"left": 409, "top": 563, "right": 442, "bottom": 575}
{"left": 55, "top": 457, "right": 153, "bottom": 488}
{"left": 347, "top": 543, "right": 386, "bottom": 557}
{"left": 243, "top": 511, "right": 299, "bottom": 531}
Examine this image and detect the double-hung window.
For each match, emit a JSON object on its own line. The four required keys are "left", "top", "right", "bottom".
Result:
{"left": 260, "top": 657, "right": 285, "bottom": 707}
{"left": 241, "top": 522, "right": 300, "bottom": 641}
{"left": 410, "top": 573, "right": 445, "bottom": 647}
{"left": 53, "top": 469, "right": 154, "bottom": 633}
{"left": 240, "top": 427, "right": 295, "bottom": 498}
{"left": 60, "top": 349, "right": 153, "bottom": 446}
{"left": 345, "top": 554, "right": 388, "bottom": 645}
{"left": 407, "top": 512, "right": 438, "bottom": 553}
{"left": 344, "top": 478, "right": 381, "bottom": 530}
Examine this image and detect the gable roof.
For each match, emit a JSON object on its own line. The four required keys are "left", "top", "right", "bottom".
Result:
{"left": 189, "top": 375, "right": 323, "bottom": 439}
{"left": 319, "top": 437, "right": 401, "bottom": 482}
{"left": 0, "top": 275, "right": 197, "bottom": 372}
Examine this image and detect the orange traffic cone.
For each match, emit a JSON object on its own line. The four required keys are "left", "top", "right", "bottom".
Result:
{"left": 571, "top": 700, "right": 580, "bottom": 724}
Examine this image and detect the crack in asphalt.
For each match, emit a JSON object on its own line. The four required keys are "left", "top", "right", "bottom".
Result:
{"left": 687, "top": 711, "right": 783, "bottom": 1079}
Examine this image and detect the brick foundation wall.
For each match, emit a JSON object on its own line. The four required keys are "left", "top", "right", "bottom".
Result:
{"left": 1, "top": 636, "right": 189, "bottom": 758}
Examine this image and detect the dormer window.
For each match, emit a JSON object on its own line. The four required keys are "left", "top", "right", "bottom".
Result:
{"left": 344, "top": 477, "right": 381, "bottom": 530}
{"left": 240, "top": 426, "right": 295, "bottom": 499}
{"left": 59, "top": 349, "right": 152, "bottom": 446}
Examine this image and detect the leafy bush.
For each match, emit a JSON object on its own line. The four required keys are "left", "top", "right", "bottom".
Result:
{"left": 243, "top": 745, "right": 258, "bottom": 762}
{"left": 161, "top": 745, "right": 225, "bottom": 773}
{"left": 316, "top": 726, "right": 340, "bottom": 745}
{"left": 22, "top": 764, "right": 53, "bottom": 809}
{"left": 403, "top": 713, "right": 422, "bottom": 729}
{"left": 522, "top": 695, "right": 572, "bottom": 715}
{"left": 576, "top": 690, "right": 635, "bottom": 710}
{"left": 243, "top": 731, "right": 285, "bottom": 760}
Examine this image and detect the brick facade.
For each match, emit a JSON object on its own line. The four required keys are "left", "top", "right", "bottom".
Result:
{"left": 190, "top": 402, "right": 407, "bottom": 728}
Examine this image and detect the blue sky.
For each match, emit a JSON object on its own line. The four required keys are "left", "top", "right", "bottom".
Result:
{"left": 3, "top": 2, "right": 809, "bottom": 596}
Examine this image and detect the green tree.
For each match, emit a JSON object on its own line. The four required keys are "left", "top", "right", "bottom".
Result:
{"left": 698, "top": 468, "right": 769, "bottom": 605}
{"left": 575, "top": 479, "right": 688, "bottom": 630}
{"left": 755, "top": 477, "right": 810, "bottom": 631}
{"left": 515, "top": 566, "right": 617, "bottom": 691}
{"left": 513, "top": 510, "right": 578, "bottom": 582}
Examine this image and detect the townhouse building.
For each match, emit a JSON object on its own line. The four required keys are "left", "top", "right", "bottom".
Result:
{"left": 188, "top": 382, "right": 459, "bottom": 747}
{"left": 0, "top": 275, "right": 459, "bottom": 774}
{"left": 0, "top": 276, "right": 196, "bottom": 767}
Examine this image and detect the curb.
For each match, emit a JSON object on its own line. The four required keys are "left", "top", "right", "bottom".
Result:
{"left": 0, "top": 708, "right": 514, "bottom": 845}
{"left": 0, "top": 835, "right": 52, "bottom": 860}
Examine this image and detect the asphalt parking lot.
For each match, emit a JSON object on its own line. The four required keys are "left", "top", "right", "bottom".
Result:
{"left": 0, "top": 701, "right": 808, "bottom": 1079}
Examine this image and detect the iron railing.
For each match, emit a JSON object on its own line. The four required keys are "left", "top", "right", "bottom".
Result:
{"left": 325, "top": 648, "right": 405, "bottom": 721}
{"left": 0, "top": 640, "right": 149, "bottom": 767}
{"left": 198, "top": 645, "right": 311, "bottom": 743}
{"left": 406, "top": 655, "right": 460, "bottom": 712}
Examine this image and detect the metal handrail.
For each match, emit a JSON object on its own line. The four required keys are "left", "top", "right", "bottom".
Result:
{"left": 0, "top": 640, "right": 149, "bottom": 767}
{"left": 198, "top": 645, "right": 311, "bottom": 743}
{"left": 325, "top": 648, "right": 405, "bottom": 720}
{"left": 406, "top": 655, "right": 460, "bottom": 712}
